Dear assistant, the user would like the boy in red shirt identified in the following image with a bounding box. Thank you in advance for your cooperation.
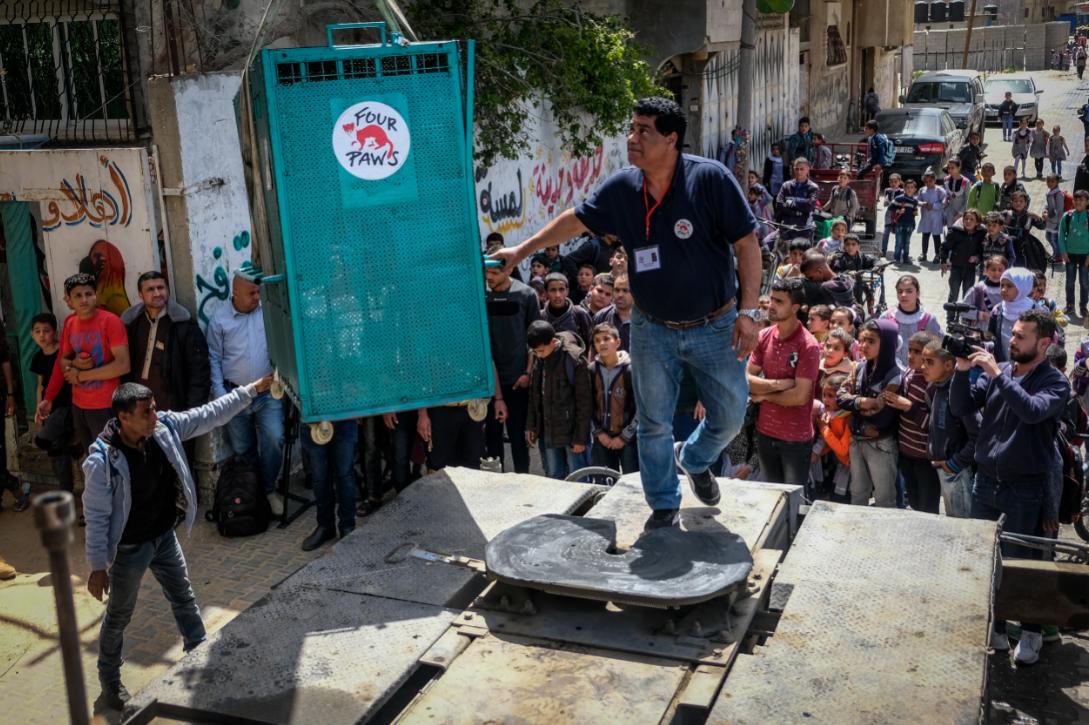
[747,278,822,485]
[37,273,131,453]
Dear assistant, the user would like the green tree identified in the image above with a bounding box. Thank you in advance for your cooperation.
[407,0,664,167]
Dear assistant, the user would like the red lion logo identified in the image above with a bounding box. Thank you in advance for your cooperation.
[346,123,394,156]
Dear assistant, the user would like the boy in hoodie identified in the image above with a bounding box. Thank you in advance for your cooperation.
[542,272,593,352]
[837,319,902,507]
[958,130,985,178]
[921,340,978,519]
[800,251,856,309]
[1059,189,1089,317]
[588,324,638,475]
[84,377,271,711]
[950,308,1066,664]
[525,320,593,480]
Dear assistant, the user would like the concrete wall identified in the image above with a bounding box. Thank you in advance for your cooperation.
[473,102,627,267]
[147,73,254,331]
[914,21,1070,70]
[699,21,801,165]
[0,149,162,317]
[805,0,854,134]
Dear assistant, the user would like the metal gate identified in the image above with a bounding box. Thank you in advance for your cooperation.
[249,23,491,424]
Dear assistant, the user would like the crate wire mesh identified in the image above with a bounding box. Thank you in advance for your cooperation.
[250,23,491,423]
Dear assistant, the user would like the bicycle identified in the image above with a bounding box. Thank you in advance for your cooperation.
[761,219,815,294]
[847,258,890,320]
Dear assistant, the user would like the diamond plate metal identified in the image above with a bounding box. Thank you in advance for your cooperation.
[396,634,689,724]
[708,501,998,725]
[283,468,603,607]
[589,475,792,551]
[126,585,457,725]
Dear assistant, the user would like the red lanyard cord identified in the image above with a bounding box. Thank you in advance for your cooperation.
[643,177,671,242]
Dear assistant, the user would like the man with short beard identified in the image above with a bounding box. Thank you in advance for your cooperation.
[593,273,633,352]
[950,308,1067,666]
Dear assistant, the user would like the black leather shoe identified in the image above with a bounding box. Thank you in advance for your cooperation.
[301,527,335,551]
[96,682,131,711]
[339,526,355,540]
[674,442,721,506]
[644,508,680,531]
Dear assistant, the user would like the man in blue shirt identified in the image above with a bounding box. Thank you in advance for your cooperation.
[206,273,284,516]
[491,97,762,530]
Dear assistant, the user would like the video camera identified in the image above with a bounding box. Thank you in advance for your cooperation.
[941,302,988,358]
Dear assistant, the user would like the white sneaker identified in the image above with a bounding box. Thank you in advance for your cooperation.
[989,630,1011,652]
[1014,631,1043,665]
[267,493,284,517]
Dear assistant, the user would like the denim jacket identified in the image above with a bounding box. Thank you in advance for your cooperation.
[82,385,257,571]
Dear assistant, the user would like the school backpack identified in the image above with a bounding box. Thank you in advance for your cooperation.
[874,133,895,167]
[1064,190,1075,213]
[1016,233,1050,273]
[205,457,271,537]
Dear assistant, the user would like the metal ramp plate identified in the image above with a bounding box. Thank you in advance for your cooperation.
[127,585,457,724]
[485,514,753,607]
[283,468,602,608]
[589,474,798,550]
[396,634,688,724]
[708,501,999,725]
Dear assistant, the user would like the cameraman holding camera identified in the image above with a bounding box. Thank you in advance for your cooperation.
[948,308,1066,665]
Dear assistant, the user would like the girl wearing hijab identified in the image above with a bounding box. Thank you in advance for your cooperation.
[837,319,903,508]
[988,267,1036,363]
[882,275,943,368]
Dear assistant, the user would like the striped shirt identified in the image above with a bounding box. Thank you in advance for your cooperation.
[897,369,931,459]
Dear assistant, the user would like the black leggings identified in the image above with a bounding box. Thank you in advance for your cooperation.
[921,233,941,259]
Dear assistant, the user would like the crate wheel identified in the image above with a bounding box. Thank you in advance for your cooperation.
[467,398,490,422]
[270,370,285,400]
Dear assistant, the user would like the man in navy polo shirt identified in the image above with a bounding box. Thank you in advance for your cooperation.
[491,97,762,530]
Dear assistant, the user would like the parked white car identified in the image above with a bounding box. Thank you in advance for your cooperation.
[984,75,1042,124]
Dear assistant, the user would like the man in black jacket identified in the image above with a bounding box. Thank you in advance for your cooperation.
[120,272,210,413]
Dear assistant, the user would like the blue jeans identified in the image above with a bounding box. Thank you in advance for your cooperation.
[630,307,748,510]
[1002,115,1014,140]
[301,419,358,534]
[938,467,974,518]
[98,530,204,686]
[541,444,591,480]
[970,470,1044,634]
[894,225,913,263]
[224,391,284,494]
[1051,158,1063,176]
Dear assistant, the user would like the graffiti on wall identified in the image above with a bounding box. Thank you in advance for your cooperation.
[0,148,160,317]
[41,156,133,232]
[475,129,626,248]
[195,230,251,326]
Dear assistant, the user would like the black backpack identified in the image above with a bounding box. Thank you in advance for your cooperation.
[205,457,270,537]
[1016,233,1049,273]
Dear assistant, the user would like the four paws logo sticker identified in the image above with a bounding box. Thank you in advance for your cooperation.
[332,101,411,180]
[674,219,693,239]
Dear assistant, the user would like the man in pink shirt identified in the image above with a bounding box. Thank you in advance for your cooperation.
[746,278,821,484]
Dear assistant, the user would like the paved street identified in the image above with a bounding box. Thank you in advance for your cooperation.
[2,70,1089,724]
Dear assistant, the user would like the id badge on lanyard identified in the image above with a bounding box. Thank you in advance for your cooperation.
[635,178,669,274]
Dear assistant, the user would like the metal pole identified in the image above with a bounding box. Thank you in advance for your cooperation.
[962,0,978,68]
[33,491,89,725]
[736,0,757,192]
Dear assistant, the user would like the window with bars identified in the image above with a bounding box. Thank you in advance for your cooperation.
[0,15,131,138]
[826,25,847,66]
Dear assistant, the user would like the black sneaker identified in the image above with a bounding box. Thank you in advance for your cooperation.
[301,527,335,552]
[673,442,721,506]
[644,508,680,531]
[12,492,29,513]
[96,682,131,711]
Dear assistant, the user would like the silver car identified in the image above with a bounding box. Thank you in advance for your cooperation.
[984,75,1041,124]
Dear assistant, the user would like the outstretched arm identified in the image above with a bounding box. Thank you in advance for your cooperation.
[489,209,589,274]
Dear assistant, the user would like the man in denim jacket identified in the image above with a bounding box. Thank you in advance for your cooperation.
[83,376,270,711]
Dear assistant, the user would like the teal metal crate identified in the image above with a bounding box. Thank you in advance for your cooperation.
[249,23,492,424]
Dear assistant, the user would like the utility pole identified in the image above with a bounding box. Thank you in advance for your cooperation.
[736,0,757,192]
[962,0,978,68]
